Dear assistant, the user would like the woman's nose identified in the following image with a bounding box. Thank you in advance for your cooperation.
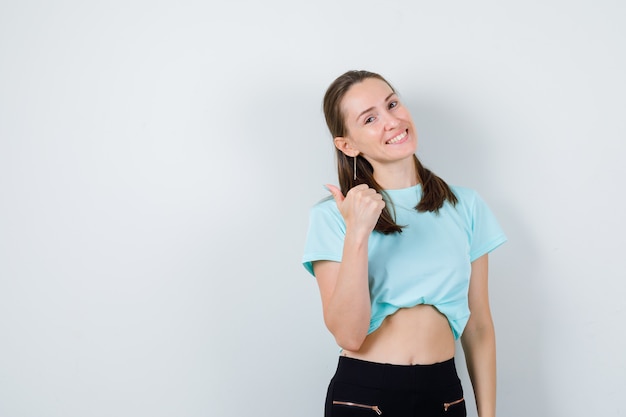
[384,113,400,130]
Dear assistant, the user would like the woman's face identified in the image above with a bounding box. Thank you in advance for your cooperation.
[336,77,417,168]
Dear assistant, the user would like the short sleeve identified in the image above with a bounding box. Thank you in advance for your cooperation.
[469,192,507,262]
[301,198,346,276]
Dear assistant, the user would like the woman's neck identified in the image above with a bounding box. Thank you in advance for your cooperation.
[372,157,419,190]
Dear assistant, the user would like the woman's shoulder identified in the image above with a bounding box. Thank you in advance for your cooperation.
[311,195,337,211]
[449,184,480,203]
[309,195,343,220]
[305,195,346,239]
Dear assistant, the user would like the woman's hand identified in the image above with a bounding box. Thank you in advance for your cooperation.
[326,184,385,238]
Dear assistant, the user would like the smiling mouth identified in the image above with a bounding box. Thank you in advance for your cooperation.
[386,130,408,144]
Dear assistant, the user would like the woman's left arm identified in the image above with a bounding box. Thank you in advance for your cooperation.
[461,254,496,417]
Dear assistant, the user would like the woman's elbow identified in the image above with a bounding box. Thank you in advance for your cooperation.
[462,320,495,346]
[335,333,367,352]
[325,319,368,351]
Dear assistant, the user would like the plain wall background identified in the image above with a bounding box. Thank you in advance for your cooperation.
[1,1,625,416]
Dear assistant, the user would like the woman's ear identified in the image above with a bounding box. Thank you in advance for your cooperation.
[334,136,359,157]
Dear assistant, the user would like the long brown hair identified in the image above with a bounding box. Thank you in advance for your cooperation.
[322,70,458,234]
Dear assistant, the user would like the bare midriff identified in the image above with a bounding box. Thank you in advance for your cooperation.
[341,304,456,365]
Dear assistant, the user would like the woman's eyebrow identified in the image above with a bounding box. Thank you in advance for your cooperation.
[356,92,396,121]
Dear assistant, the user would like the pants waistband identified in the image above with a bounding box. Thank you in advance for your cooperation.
[333,356,459,391]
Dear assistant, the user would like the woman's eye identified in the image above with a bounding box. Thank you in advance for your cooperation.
[365,116,375,124]
[389,101,398,109]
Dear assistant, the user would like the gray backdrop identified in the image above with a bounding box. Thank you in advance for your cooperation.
[1,1,624,416]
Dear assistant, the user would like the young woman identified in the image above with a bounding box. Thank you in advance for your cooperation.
[302,70,507,417]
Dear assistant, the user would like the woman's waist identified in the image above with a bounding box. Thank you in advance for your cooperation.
[342,304,456,365]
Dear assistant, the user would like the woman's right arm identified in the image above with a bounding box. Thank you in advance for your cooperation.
[312,184,384,352]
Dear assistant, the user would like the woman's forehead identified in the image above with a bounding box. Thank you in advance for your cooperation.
[341,78,395,119]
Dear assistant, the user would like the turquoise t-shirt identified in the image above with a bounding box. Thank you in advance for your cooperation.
[302,184,507,340]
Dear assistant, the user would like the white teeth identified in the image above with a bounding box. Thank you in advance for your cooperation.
[387,131,407,144]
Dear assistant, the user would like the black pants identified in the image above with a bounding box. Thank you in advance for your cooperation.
[325,356,466,416]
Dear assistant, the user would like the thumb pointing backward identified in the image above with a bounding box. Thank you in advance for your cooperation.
[325,184,344,205]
